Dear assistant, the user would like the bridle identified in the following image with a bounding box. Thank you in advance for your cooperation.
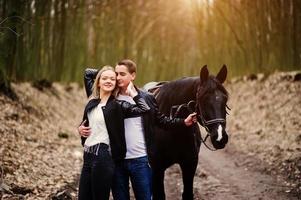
[194,87,230,151]
[196,102,230,151]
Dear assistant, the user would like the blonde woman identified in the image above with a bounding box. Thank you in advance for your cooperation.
[78,66,150,200]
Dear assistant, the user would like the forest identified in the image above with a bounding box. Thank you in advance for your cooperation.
[1,0,301,86]
[1,1,301,199]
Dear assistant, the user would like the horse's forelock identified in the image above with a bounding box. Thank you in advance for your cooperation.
[198,76,228,100]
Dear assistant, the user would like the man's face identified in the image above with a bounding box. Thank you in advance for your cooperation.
[115,65,136,89]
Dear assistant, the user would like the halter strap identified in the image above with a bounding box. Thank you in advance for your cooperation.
[203,118,226,126]
[200,134,217,151]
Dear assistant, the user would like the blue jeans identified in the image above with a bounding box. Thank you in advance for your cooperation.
[112,156,152,200]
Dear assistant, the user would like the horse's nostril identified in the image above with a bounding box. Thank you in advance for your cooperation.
[211,133,228,149]
[214,142,226,149]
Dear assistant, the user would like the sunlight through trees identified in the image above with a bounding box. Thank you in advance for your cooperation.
[0,0,300,86]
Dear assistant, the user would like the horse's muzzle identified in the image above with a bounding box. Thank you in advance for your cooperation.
[211,130,228,149]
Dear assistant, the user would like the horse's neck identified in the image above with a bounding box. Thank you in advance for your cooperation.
[169,78,198,102]
[156,77,199,113]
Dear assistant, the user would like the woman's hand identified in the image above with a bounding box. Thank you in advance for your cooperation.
[184,112,197,126]
[78,120,91,137]
[126,82,138,97]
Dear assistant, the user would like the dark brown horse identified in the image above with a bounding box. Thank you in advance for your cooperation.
[143,65,229,200]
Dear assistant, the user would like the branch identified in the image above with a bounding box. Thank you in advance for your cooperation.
[0,165,14,195]
[0,16,33,37]
[214,4,249,64]
[0,164,3,184]
[0,27,21,37]
[0,16,34,26]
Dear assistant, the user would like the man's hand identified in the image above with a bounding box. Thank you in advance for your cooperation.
[78,120,91,137]
[184,112,197,126]
[125,81,138,97]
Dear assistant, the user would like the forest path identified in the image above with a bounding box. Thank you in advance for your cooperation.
[163,144,298,200]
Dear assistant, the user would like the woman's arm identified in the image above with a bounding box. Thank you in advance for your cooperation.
[84,68,98,97]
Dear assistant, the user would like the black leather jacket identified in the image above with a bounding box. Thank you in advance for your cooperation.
[84,68,185,160]
[81,80,150,161]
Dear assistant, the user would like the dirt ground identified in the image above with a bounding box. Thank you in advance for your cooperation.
[165,145,298,200]
[0,71,300,199]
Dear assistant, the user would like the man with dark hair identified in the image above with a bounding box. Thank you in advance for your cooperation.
[79,59,196,200]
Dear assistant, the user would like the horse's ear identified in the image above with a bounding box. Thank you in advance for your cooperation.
[200,65,209,83]
[216,64,227,83]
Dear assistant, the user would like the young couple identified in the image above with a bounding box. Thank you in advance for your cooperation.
[78,59,197,200]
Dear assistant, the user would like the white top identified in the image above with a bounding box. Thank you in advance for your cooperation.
[117,94,147,159]
[85,102,110,147]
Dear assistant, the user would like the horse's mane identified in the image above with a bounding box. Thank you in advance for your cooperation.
[159,77,199,97]
[153,75,228,114]
[157,75,228,100]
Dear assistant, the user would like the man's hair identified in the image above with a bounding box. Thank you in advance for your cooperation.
[117,59,137,74]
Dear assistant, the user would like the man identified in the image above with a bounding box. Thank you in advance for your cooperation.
[79,59,196,200]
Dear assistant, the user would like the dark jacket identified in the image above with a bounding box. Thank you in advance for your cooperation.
[135,89,185,159]
[81,93,150,161]
[83,68,185,160]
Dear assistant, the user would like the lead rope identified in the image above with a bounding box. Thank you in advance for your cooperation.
[188,100,218,152]
[200,133,218,151]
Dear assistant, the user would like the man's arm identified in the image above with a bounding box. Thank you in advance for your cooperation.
[84,68,98,97]
[149,95,196,128]
[120,94,151,117]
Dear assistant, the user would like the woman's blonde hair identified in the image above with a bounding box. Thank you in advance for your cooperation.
[91,65,118,99]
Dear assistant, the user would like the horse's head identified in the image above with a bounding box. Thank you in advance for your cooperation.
[196,65,229,149]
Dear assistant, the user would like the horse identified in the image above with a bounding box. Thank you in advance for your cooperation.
[143,65,229,200]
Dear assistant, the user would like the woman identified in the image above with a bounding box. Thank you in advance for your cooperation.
[78,66,150,200]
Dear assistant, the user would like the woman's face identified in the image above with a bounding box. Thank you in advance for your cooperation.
[98,70,116,92]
